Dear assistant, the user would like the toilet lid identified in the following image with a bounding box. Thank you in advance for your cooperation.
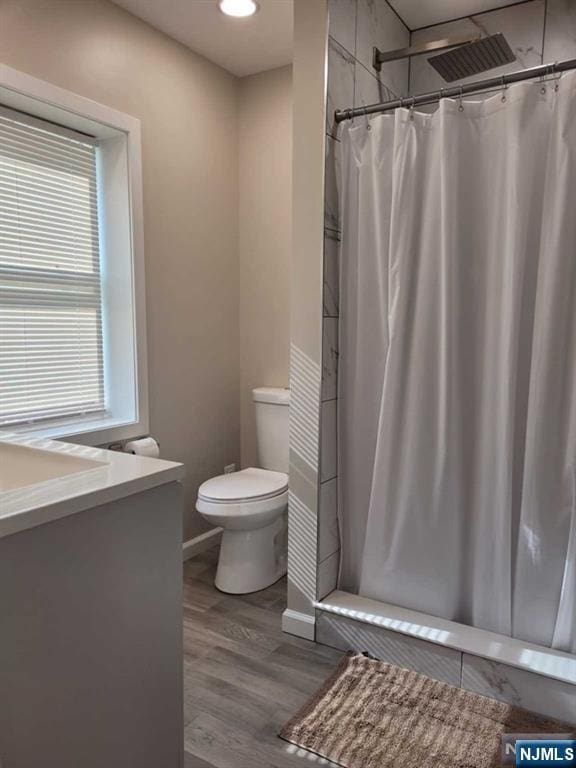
[198,467,288,503]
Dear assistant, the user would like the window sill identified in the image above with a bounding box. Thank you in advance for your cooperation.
[4,413,149,448]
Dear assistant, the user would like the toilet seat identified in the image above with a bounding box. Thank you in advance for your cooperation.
[196,489,288,527]
[198,467,288,504]
[196,468,288,532]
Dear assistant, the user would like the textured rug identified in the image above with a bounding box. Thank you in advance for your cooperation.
[280,653,575,768]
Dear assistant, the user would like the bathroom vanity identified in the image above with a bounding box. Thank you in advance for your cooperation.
[0,435,185,768]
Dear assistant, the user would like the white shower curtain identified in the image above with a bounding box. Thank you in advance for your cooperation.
[338,72,576,653]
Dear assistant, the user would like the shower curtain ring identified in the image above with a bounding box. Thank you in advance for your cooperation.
[501,76,508,102]
[539,67,550,94]
[364,105,372,131]
[458,85,464,112]
[546,62,560,91]
[553,61,561,90]
[361,102,371,131]
[409,96,416,121]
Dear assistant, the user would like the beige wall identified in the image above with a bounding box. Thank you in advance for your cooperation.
[238,66,292,468]
[0,0,240,538]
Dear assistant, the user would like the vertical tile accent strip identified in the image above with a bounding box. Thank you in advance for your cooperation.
[285,342,322,631]
[287,490,319,601]
[289,343,321,471]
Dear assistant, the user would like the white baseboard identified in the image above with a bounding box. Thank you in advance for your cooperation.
[282,608,316,641]
[182,527,222,561]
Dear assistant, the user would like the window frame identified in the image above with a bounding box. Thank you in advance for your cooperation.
[0,64,149,446]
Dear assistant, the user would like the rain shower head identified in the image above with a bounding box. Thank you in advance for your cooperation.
[427,33,516,82]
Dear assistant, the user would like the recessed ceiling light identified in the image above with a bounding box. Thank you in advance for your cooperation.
[218,0,259,18]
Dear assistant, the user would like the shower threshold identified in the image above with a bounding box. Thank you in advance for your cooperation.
[315,590,576,687]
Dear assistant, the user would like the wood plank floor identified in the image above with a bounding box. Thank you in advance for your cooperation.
[182,547,343,768]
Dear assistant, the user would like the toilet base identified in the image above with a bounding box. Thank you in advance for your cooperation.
[215,515,287,594]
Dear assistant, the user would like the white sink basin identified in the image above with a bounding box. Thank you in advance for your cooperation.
[0,441,106,492]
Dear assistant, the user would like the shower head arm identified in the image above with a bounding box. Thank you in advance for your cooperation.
[373,34,481,72]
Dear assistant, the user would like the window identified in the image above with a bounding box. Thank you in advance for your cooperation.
[0,108,106,428]
[0,64,148,445]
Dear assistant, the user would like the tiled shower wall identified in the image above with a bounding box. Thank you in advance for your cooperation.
[318,0,576,602]
[318,0,410,600]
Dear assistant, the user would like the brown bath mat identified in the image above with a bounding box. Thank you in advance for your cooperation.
[280,653,575,768]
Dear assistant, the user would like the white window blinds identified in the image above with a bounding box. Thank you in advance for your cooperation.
[0,107,106,427]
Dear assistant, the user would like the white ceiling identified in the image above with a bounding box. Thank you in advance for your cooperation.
[389,0,531,29]
[111,0,526,76]
[112,0,293,77]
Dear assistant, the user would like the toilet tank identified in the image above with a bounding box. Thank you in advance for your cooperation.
[252,387,290,473]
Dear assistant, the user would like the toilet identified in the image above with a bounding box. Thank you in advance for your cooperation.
[196,387,290,594]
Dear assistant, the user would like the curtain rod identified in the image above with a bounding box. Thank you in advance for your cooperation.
[334,58,576,124]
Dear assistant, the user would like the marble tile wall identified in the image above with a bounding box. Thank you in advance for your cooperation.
[410,0,576,97]
[319,0,410,602]
[461,654,576,724]
[326,0,410,138]
[544,0,576,62]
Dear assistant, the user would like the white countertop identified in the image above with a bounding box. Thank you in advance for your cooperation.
[0,433,185,540]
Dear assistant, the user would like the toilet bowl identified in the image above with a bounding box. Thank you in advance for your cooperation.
[196,386,290,594]
[197,467,288,593]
